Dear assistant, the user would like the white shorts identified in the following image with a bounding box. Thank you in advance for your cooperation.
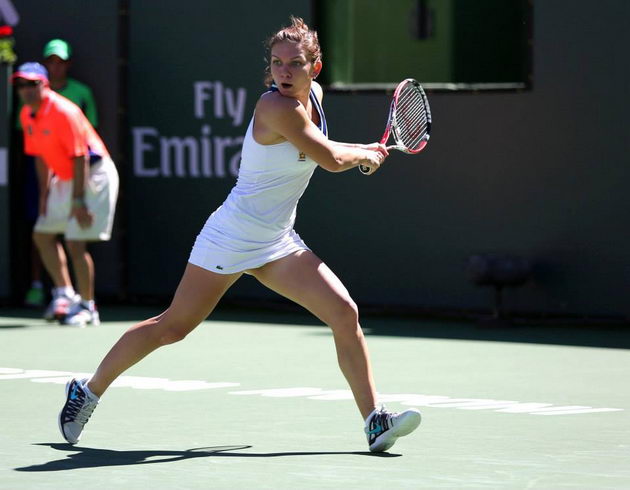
[188,228,310,274]
[34,157,119,241]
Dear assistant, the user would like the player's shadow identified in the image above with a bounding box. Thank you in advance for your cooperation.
[15,443,399,471]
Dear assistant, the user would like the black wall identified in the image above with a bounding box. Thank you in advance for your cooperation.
[4,1,630,317]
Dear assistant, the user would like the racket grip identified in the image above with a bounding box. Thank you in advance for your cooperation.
[359,165,374,175]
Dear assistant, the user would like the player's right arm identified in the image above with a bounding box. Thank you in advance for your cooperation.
[255,93,387,173]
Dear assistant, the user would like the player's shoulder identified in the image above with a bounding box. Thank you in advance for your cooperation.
[311,80,324,103]
[256,89,301,118]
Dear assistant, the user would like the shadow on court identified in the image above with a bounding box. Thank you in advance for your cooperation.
[15,443,398,472]
[0,307,48,330]
[2,304,629,349]
[360,318,630,349]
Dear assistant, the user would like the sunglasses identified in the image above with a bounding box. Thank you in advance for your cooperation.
[15,80,41,89]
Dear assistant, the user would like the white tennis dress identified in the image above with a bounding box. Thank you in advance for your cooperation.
[189,87,327,274]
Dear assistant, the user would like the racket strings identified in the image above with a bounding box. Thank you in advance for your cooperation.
[394,85,429,151]
[396,96,428,143]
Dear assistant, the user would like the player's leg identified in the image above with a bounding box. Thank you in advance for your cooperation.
[250,250,421,452]
[59,263,241,444]
[88,263,241,397]
[249,250,377,419]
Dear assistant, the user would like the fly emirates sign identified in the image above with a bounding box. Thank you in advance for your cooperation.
[133,81,247,178]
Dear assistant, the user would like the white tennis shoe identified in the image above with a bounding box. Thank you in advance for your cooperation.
[364,406,421,452]
[59,378,99,444]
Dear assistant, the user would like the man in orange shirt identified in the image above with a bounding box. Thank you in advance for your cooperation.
[13,62,119,326]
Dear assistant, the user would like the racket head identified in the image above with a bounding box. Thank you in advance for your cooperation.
[389,79,432,154]
[359,79,431,175]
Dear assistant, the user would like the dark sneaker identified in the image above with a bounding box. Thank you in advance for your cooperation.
[58,378,99,444]
[365,406,421,452]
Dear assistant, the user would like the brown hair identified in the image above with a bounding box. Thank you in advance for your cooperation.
[264,16,322,87]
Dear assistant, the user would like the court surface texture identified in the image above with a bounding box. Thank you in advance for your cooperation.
[1,306,629,489]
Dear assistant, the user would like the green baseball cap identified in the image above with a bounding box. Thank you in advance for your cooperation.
[43,39,72,60]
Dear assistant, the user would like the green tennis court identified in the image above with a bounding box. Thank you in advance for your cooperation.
[2,306,629,489]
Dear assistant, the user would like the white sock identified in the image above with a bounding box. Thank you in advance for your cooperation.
[54,286,75,298]
[81,300,96,311]
[82,379,100,401]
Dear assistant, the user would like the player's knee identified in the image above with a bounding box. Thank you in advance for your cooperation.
[328,299,360,332]
[157,326,189,345]
[153,317,196,346]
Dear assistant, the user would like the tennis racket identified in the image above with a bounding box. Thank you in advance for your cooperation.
[359,78,432,175]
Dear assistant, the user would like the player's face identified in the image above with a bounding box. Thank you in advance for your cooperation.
[15,78,44,107]
[270,41,320,97]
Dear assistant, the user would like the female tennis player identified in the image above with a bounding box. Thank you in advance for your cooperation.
[59,16,421,453]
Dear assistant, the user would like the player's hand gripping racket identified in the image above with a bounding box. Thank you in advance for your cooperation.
[359,78,432,175]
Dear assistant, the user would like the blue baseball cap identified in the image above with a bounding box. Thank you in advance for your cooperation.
[12,62,49,84]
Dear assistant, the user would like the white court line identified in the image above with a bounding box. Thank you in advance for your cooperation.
[2,367,624,416]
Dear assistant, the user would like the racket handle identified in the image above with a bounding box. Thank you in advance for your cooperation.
[358,165,373,175]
